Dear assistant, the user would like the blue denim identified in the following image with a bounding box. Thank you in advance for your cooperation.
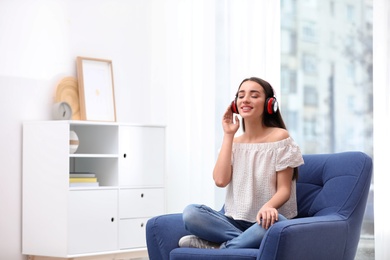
[182,204,287,249]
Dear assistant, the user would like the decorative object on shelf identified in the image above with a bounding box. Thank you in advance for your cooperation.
[69,130,79,154]
[52,101,73,120]
[55,76,81,120]
[76,56,117,122]
[69,171,99,187]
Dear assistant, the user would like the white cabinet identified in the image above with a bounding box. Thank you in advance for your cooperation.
[22,121,165,258]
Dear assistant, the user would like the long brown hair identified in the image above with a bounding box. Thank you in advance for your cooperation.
[236,77,298,180]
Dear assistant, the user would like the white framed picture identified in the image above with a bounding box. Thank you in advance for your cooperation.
[76,57,116,122]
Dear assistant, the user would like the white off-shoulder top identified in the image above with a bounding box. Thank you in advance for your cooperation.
[224,137,304,222]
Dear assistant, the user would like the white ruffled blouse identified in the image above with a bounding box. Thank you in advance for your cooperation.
[224,137,304,222]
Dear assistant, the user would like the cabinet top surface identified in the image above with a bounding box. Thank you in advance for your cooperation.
[23,120,166,128]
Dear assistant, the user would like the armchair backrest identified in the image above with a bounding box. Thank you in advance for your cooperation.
[296,152,372,220]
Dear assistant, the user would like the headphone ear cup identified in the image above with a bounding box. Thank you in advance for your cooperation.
[266,97,278,114]
[231,100,238,114]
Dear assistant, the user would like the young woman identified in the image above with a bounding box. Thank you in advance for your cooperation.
[179,77,304,249]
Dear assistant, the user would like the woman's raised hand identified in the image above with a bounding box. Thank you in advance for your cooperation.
[222,106,240,135]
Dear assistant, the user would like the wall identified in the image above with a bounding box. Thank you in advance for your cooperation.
[373,0,390,258]
[0,0,280,259]
[0,0,197,259]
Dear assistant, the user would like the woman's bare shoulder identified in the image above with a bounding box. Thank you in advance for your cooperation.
[269,128,290,142]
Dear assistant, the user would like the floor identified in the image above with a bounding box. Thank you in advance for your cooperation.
[355,236,375,260]
[355,189,375,260]
[133,241,375,260]
[133,240,375,260]
[134,238,375,260]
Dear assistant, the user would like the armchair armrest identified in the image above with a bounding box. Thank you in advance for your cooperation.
[258,215,350,260]
[146,213,191,260]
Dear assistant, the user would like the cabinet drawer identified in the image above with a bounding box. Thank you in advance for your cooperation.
[119,188,164,218]
[119,218,148,249]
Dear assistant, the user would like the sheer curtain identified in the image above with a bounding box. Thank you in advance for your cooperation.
[373,0,390,259]
[148,1,390,258]
[213,0,281,208]
[149,0,280,213]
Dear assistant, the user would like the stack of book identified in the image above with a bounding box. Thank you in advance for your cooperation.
[69,172,99,187]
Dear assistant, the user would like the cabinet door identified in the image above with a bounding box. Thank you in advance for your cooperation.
[68,190,118,254]
[119,126,165,187]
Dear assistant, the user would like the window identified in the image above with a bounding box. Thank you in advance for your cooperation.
[303,117,317,139]
[346,4,356,22]
[302,54,317,74]
[347,62,356,80]
[330,1,335,16]
[281,67,297,94]
[304,86,318,106]
[281,0,373,253]
[281,30,297,54]
[281,0,296,14]
[302,23,317,43]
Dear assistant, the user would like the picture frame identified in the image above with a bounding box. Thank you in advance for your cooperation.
[76,57,116,122]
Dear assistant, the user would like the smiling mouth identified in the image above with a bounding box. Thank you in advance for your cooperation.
[241,106,253,112]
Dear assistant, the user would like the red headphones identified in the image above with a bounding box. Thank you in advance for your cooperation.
[231,96,278,115]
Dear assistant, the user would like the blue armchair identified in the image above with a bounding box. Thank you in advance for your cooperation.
[146,152,373,260]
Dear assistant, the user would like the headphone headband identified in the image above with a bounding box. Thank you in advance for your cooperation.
[231,95,278,115]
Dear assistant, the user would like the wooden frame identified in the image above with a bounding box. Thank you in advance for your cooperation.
[76,57,116,121]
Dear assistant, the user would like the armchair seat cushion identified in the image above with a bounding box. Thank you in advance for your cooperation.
[170,248,259,260]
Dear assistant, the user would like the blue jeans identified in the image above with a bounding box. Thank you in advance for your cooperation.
[182,204,287,249]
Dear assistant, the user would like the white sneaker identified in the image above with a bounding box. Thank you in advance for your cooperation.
[178,235,220,249]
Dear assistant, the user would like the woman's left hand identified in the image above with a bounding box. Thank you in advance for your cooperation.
[256,206,279,229]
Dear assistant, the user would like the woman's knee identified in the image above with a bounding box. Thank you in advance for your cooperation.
[183,204,201,223]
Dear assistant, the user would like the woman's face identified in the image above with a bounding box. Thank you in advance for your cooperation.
[236,80,266,118]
